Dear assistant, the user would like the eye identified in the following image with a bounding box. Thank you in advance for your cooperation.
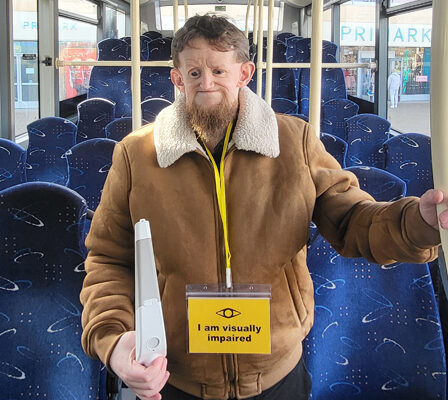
[189,70,200,78]
[213,69,224,75]
[216,308,241,319]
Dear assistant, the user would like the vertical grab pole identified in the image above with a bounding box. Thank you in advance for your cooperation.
[131,0,142,131]
[430,0,448,289]
[253,0,258,45]
[184,0,188,21]
[256,0,264,96]
[173,0,179,33]
[265,0,274,105]
[245,0,252,38]
[309,0,323,137]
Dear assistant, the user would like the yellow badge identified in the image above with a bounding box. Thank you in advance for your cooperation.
[186,285,271,354]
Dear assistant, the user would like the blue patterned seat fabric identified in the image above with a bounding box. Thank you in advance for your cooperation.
[88,38,132,118]
[271,98,298,114]
[275,32,296,43]
[321,98,359,140]
[0,182,106,399]
[105,117,134,142]
[141,38,174,102]
[305,167,446,399]
[383,133,433,197]
[120,36,152,61]
[321,133,348,168]
[66,138,117,212]
[76,97,116,143]
[26,117,76,186]
[141,98,172,123]
[345,114,391,168]
[345,166,406,202]
[0,138,26,191]
[142,30,163,40]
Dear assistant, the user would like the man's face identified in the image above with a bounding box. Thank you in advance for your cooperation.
[170,37,254,111]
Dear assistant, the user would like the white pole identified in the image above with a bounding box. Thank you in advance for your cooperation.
[245,0,252,38]
[265,0,274,105]
[430,0,448,278]
[309,0,323,137]
[173,0,179,33]
[184,0,188,21]
[253,0,258,45]
[256,0,263,96]
[131,0,142,131]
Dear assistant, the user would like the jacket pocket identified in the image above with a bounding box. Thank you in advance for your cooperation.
[282,248,314,328]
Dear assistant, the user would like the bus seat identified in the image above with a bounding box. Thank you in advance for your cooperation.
[25,117,76,186]
[345,166,407,202]
[321,98,359,140]
[383,133,433,197]
[141,98,172,123]
[97,38,128,61]
[120,36,152,61]
[0,138,26,191]
[275,32,296,43]
[305,169,446,399]
[0,182,106,399]
[345,114,391,168]
[271,98,299,114]
[76,97,116,143]
[66,138,117,212]
[105,117,134,141]
[142,30,163,40]
[141,38,174,102]
[87,66,132,118]
[321,133,348,169]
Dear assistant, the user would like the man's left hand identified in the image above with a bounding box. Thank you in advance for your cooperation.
[419,189,448,230]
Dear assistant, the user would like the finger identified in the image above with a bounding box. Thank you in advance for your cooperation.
[146,369,170,392]
[439,209,448,230]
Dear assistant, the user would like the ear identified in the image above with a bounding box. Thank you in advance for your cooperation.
[170,69,185,93]
[237,61,256,88]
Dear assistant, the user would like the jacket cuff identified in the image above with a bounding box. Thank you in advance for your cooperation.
[405,200,441,248]
[91,325,128,370]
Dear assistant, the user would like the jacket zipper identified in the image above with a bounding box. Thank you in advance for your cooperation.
[197,146,238,398]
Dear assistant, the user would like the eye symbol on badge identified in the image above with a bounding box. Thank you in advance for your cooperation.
[216,308,241,319]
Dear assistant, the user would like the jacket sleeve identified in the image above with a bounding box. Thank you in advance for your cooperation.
[305,124,440,264]
[80,142,135,368]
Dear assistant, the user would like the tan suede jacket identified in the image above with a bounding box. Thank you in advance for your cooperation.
[80,87,440,399]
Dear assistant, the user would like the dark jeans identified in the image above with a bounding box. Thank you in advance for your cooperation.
[160,357,311,400]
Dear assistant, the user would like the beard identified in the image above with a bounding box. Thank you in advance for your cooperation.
[186,92,238,143]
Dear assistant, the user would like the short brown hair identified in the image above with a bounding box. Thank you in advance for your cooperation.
[171,14,249,68]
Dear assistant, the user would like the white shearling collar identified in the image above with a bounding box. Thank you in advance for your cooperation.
[153,86,279,168]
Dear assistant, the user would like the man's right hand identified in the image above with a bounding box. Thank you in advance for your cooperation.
[109,331,170,400]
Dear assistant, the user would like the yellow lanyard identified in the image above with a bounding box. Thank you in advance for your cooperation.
[201,122,233,289]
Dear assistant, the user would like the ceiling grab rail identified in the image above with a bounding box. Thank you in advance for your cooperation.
[131,0,142,131]
[430,0,448,297]
[256,0,264,97]
[245,0,252,39]
[309,0,323,137]
[184,0,188,21]
[253,0,259,45]
[264,0,274,105]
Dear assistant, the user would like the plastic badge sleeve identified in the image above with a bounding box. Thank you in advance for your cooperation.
[134,219,167,366]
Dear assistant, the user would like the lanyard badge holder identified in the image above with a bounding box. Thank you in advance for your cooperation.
[135,219,167,365]
[186,122,272,355]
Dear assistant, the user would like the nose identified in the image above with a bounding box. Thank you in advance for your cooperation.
[199,70,214,90]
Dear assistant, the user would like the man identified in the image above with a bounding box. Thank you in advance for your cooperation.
[388,69,401,108]
[80,14,448,400]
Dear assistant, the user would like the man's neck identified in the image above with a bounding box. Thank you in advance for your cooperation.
[201,128,227,151]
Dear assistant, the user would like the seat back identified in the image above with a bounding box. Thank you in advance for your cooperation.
[97,38,128,61]
[120,36,152,60]
[105,117,134,142]
[26,117,76,185]
[321,99,359,140]
[383,133,433,197]
[0,182,106,399]
[66,138,117,211]
[141,38,174,102]
[0,138,26,191]
[142,30,163,40]
[345,166,407,201]
[276,32,296,43]
[141,98,172,123]
[271,98,299,114]
[305,169,445,399]
[346,114,390,168]
[321,133,348,168]
[76,97,116,143]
